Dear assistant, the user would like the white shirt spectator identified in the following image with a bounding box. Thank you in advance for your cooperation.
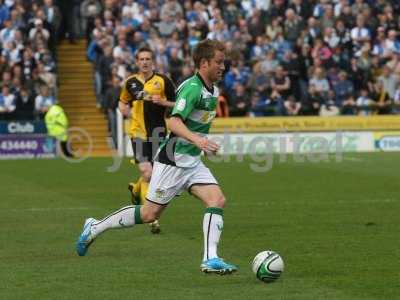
[0,92,16,112]
[113,45,133,63]
[131,4,146,24]
[350,27,370,43]
[384,38,400,54]
[0,26,16,46]
[309,77,330,93]
[160,0,183,20]
[5,0,14,7]
[323,29,340,49]
[334,0,346,17]
[241,1,255,18]
[122,0,139,18]
[395,88,400,102]
[372,41,386,56]
[35,94,55,112]
[29,20,50,41]
[313,3,325,18]
[378,73,398,99]
[356,96,369,106]
[255,0,271,11]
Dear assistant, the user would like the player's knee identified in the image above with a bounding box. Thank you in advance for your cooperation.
[211,193,226,208]
[140,206,159,223]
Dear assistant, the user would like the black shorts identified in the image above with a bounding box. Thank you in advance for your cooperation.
[131,138,161,163]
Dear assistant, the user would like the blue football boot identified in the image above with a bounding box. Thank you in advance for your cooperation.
[200,258,238,275]
[76,218,96,256]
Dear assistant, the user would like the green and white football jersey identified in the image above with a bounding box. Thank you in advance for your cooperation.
[156,73,218,168]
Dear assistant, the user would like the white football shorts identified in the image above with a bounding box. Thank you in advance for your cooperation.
[147,161,218,205]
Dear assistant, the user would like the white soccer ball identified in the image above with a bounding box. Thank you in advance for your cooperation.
[252,250,284,283]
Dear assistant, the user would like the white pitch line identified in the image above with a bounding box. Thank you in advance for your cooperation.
[5,207,94,212]
[343,156,364,162]
[228,198,397,206]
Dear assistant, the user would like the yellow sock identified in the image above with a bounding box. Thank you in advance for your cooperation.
[139,180,149,204]
[134,177,143,195]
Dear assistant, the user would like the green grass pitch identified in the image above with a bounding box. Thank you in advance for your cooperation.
[0,153,399,299]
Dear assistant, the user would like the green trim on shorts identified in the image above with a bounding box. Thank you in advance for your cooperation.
[205,207,223,216]
[134,205,143,224]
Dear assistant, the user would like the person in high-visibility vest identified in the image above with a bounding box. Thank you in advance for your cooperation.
[45,104,72,157]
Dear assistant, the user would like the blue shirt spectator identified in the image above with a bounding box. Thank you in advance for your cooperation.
[333,71,355,106]
[0,3,9,27]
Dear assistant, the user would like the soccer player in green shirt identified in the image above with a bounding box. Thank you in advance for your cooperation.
[76,39,237,274]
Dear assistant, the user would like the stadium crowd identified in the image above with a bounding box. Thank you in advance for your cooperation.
[0,0,66,120]
[2,0,400,120]
[85,0,400,118]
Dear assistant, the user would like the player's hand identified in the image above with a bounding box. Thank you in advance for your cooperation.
[149,95,166,106]
[119,103,131,118]
[194,136,219,154]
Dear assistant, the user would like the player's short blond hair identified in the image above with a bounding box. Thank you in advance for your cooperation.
[193,39,226,68]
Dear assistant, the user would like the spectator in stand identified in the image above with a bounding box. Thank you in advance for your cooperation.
[284,8,303,44]
[81,0,102,42]
[309,67,330,101]
[29,19,50,44]
[37,62,56,96]
[250,35,269,63]
[98,45,114,96]
[58,0,81,43]
[0,1,10,27]
[378,64,399,101]
[356,87,375,115]
[43,0,61,53]
[34,84,55,119]
[373,79,392,114]
[160,0,183,21]
[15,85,34,120]
[304,17,321,45]
[229,83,251,117]
[249,92,268,117]
[104,76,121,149]
[0,19,15,46]
[266,17,283,41]
[249,61,270,97]
[156,12,177,38]
[333,71,355,110]
[320,90,340,116]
[113,37,133,64]
[289,0,311,20]
[302,84,323,116]
[393,83,400,114]
[168,47,184,84]
[284,95,302,116]
[260,49,279,75]
[0,69,11,86]
[264,89,285,116]
[270,65,291,100]
[385,29,400,55]
[0,84,16,119]
[311,38,334,68]
[350,15,370,51]
[320,3,335,31]
[223,59,250,95]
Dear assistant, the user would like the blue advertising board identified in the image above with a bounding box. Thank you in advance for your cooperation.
[0,135,56,159]
[0,121,47,134]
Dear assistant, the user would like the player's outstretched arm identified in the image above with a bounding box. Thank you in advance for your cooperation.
[118,101,131,117]
[168,116,219,154]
